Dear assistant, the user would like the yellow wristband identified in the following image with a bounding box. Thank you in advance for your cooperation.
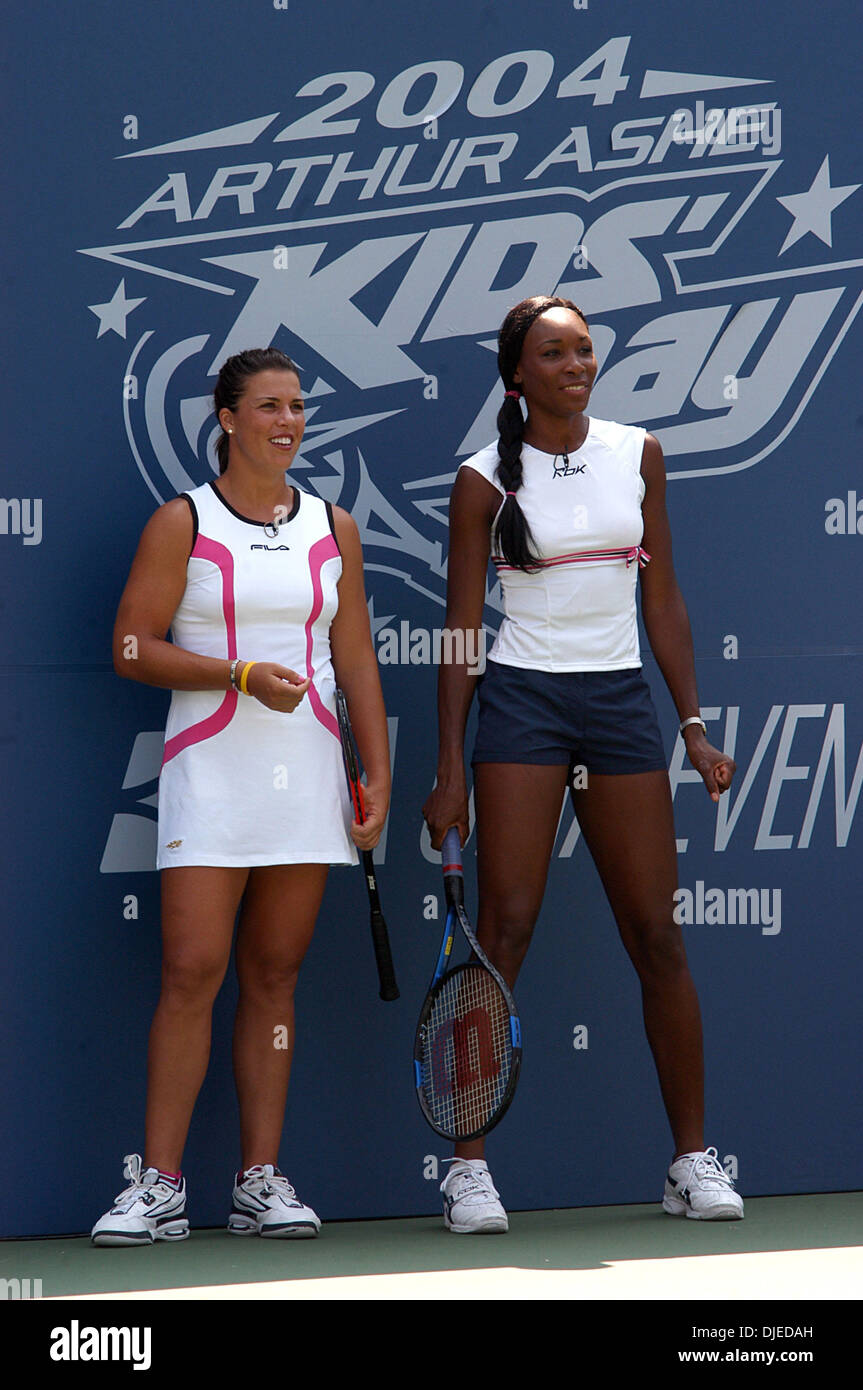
[239,660,257,695]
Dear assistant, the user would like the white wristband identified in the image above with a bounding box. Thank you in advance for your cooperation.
[680,716,707,737]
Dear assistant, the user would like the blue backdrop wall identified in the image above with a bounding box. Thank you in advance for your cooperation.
[2,0,861,1236]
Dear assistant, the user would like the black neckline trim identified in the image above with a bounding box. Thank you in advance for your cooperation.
[208,480,301,528]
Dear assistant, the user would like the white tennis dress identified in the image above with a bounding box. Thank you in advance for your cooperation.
[156,481,357,869]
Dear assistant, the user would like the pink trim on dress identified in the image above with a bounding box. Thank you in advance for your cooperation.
[162,534,239,766]
[492,545,651,572]
[304,533,341,741]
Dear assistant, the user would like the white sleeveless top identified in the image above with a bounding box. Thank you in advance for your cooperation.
[459,417,648,672]
[156,481,357,868]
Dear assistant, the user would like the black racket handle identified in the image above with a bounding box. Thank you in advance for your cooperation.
[363,851,399,1001]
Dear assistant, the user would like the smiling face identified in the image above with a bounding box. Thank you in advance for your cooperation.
[218,368,305,472]
[512,307,598,422]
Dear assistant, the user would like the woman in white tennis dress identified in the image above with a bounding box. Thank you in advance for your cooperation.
[157,471,356,868]
[92,348,389,1244]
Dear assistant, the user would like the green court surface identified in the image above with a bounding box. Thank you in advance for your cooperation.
[2,1191,861,1300]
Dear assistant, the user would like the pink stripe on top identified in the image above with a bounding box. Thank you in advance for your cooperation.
[492,545,651,572]
[304,533,340,741]
[162,534,239,766]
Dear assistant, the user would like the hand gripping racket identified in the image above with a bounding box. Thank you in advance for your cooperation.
[335,688,399,1002]
[413,827,522,1140]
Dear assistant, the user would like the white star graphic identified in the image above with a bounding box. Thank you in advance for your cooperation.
[777,156,859,255]
[88,279,146,338]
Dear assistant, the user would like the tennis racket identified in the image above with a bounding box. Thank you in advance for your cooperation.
[335,687,399,1002]
[413,827,522,1141]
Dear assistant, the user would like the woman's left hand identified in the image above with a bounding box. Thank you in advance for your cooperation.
[684,730,736,802]
[350,778,390,851]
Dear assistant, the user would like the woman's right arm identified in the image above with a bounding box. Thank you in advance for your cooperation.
[112,499,235,690]
[114,500,315,709]
[112,500,311,717]
[422,466,498,849]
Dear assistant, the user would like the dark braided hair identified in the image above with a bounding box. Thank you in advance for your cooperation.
[213,347,301,474]
[494,295,588,571]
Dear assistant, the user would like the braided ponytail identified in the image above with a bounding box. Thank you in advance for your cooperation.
[493,295,588,572]
[494,390,540,571]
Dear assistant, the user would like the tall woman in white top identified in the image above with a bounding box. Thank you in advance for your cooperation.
[424,297,743,1233]
[92,348,389,1244]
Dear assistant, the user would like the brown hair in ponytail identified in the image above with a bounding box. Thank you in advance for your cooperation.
[494,296,588,571]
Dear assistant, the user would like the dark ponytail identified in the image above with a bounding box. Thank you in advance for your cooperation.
[493,391,538,570]
[213,347,300,474]
[493,295,588,572]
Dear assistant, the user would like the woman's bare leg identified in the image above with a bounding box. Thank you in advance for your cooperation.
[456,762,570,1160]
[145,866,248,1173]
[232,863,329,1171]
[571,770,704,1157]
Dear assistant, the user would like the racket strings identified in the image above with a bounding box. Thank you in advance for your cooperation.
[419,964,514,1138]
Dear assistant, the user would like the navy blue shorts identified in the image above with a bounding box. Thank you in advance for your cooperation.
[471,660,667,775]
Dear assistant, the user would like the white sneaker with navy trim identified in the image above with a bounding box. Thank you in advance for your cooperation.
[228,1165,320,1238]
[441,1159,509,1233]
[91,1154,189,1245]
[663,1147,744,1220]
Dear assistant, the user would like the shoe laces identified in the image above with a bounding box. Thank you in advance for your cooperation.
[683,1146,736,1189]
[242,1166,300,1204]
[111,1153,164,1209]
[442,1160,497,1202]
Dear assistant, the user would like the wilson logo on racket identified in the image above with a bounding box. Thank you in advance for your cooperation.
[430,1009,502,1096]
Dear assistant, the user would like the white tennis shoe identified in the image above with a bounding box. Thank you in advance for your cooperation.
[90,1153,189,1245]
[228,1164,321,1238]
[441,1159,509,1233]
[663,1146,744,1220]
